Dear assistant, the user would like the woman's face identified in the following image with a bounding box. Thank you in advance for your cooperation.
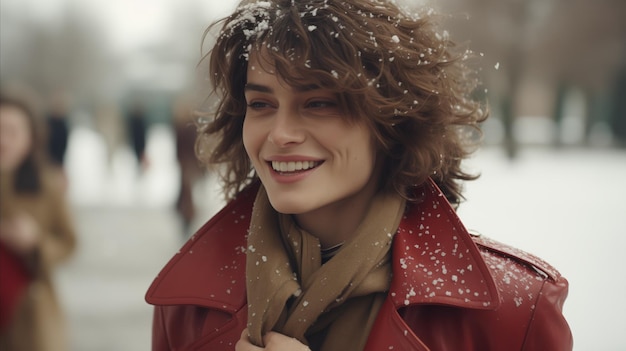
[242,53,380,215]
[0,105,33,172]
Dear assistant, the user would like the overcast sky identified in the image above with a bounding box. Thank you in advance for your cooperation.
[1,0,239,54]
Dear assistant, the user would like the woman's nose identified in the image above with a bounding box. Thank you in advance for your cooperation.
[267,109,305,147]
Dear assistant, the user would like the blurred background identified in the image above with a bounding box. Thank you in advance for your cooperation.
[1,0,624,350]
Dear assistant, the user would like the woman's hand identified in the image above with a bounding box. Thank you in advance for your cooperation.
[235,329,311,351]
[0,213,40,255]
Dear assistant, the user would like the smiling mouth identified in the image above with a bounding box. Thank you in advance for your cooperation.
[270,160,322,174]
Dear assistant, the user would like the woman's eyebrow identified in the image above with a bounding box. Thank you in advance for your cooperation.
[244,83,322,93]
[245,83,273,93]
[295,84,322,92]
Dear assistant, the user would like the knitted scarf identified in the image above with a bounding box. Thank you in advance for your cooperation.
[246,186,405,350]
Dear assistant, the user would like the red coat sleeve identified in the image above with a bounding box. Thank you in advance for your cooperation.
[522,277,573,350]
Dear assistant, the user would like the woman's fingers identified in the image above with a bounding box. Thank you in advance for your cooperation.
[263,332,311,351]
[235,328,262,351]
[236,329,310,351]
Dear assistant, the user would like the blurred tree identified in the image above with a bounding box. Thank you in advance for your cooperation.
[438,0,626,153]
[610,68,626,147]
[0,2,114,112]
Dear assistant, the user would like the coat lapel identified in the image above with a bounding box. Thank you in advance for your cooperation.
[364,298,432,351]
[389,179,500,309]
[145,184,258,314]
[365,180,500,350]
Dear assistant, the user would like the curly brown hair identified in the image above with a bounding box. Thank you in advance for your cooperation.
[198,0,487,205]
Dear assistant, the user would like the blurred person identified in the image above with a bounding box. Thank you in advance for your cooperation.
[45,92,71,168]
[126,101,149,171]
[0,91,77,351]
[146,1,572,350]
[94,101,125,170]
[45,92,72,191]
[173,95,205,237]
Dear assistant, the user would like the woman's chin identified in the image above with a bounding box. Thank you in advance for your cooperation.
[268,200,309,215]
[266,193,317,215]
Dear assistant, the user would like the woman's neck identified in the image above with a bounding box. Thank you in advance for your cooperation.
[293,180,382,249]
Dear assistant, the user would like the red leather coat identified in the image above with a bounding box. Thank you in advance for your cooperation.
[146,182,572,350]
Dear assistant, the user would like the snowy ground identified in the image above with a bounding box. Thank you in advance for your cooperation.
[459,147,626,351]
[57,124,625,350]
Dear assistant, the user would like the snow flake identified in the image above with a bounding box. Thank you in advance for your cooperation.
[400,258,408,269]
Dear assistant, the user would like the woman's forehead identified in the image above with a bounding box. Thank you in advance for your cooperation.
[247,50,275,74]
[246,49,329,91]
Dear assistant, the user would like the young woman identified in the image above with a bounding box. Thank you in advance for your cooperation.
[0,91,77,351]
[146,1,572,350]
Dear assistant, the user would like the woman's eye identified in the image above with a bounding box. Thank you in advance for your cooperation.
[307,100,337,109]
[247,101,270,109]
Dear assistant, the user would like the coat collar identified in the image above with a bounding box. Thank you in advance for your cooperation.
[145,183,257,313]
[145,180,500,313]
[389,179,500,310]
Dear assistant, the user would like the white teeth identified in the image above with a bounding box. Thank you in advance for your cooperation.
[271,161,320,172]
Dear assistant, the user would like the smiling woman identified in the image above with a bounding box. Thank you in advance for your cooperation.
[242,51,380,240]
[145,1,572,350]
